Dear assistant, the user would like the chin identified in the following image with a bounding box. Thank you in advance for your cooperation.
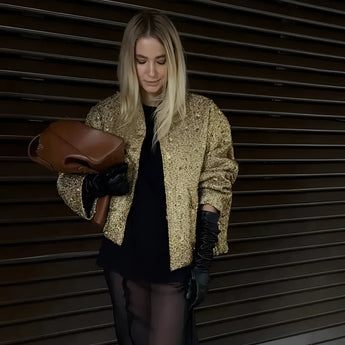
[146,89,163,96]
[146,86,160,93]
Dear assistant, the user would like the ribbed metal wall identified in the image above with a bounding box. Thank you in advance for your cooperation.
[1,0,345,344]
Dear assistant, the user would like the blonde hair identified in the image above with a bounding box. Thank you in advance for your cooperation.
[117,10,187,145]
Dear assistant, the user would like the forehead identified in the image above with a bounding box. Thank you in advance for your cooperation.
[135,37,166,55]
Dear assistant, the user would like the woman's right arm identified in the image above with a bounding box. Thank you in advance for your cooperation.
[56,105,104,219]
[57,172,91,219]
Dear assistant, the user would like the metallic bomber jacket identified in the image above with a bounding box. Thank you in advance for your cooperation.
[57,92,238,271]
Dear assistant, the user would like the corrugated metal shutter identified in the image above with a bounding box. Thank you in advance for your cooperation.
[1,0,345,344]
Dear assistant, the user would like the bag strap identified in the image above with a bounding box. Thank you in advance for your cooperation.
[27,135,55,171]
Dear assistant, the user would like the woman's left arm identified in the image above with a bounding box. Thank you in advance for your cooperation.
[187,102,238,309]
[198,101,238,220]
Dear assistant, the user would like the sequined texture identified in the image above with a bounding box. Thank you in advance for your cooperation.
[56,93,238,271]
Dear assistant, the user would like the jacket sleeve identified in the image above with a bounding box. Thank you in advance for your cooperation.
[56,106,104,219]
[198,101,239,255]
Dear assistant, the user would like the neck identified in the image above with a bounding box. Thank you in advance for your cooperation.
[141,90,160,107]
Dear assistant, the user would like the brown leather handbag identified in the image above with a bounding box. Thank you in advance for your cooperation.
[28,120,125,227]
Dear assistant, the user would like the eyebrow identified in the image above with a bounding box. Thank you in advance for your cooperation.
[135,54,166,59]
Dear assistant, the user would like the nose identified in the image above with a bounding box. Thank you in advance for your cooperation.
[147,61,157,77]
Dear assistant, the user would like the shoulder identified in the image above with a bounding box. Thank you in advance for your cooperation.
[93,92,120,114]
[186,93,231,138]
[186,92,215,112]
[186,93,226,122]
[86,93,120,128]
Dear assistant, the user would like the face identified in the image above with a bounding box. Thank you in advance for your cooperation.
[135,37,168,104]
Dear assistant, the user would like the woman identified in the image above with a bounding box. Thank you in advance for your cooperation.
[57,9,238,345]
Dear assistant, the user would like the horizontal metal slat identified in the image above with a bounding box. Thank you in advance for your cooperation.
[195,0,345,30]
[198,305,345,345]
[231,115,345,131]
[0,273,106,305]
[1,308,113,344]
[205,284,345,322]
[0,32,119,62]
[230,228,345,253]
[0,254,98,284]
[0,202,74,219]
[234,178,345,193]
[0,319,115,345]
[231,212,345,228]
[0,221,100,245]
[215,243,345,273]
[4,41,345,79]
[2,13,345,61]
[0,181,57,202]
[213,97,345,115]
[230,218,345,242]
[280,0,345,15]
[233,131,345,145]
[258,323,345,345]
[233,189,345,208]
[236,161,345,175]
[226,261,345,288]
[227,108,345,121]
[0,236,102,261]
[0,98,91,120]
[4,70,345,104]
[93,0,345,45]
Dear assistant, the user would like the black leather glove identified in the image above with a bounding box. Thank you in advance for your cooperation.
[186,210,220,310]
[82,163,129,216]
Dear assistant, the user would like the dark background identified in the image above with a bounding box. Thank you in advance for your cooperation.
[1,1,345,344]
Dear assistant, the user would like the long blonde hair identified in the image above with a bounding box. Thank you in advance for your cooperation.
[117,10,187,144]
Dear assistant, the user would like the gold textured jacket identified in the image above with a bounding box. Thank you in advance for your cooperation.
[57,93,238,271]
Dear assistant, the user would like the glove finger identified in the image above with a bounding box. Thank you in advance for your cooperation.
[189,295,198,310]
[191,279,209,309]
[190,282,201,309]
[111,171,129,186]
[104,163,127,179]
[108,171,126,184]
[188,282,200,310]
[185,277,194,300]
[193,293,203,308]
[195,284,208,308]
[185,286,192,301]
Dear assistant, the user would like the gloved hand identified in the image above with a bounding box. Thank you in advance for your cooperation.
[83,163,129,198]
[186,210,220,310]
[82,163,129,216]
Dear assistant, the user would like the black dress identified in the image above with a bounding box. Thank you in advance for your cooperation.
[97,105,196,345]
[97,104,190,283]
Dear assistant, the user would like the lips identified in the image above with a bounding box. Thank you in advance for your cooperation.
[145,80,160,85]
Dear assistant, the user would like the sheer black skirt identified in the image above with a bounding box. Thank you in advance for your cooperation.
[104,270,198,345]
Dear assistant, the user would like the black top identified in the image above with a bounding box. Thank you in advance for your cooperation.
[97,105,190,283]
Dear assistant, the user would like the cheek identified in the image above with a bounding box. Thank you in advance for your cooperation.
[136,65,143,79]
[161,66,168,80]
[136,66,146,87]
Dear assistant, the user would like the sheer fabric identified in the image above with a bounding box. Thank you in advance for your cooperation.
[101,105,198,344]
[104,270,197,345]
